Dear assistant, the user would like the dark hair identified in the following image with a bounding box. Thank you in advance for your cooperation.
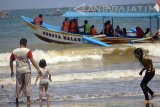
[91,25,94,28]
[20,38,27,45]
[145,28,150,34]
[106,20,110,24]
[39,59,47,68]
[84,20,88,23]
[134,48,144,65]
[65,18,68,21]
[123,28,126,33]
[39,14,43,17]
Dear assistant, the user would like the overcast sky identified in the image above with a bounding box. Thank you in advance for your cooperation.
[0,0,156,10]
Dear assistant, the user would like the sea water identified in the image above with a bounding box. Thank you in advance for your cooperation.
[0,8,160,104]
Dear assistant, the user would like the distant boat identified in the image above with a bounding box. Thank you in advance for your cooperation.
[0,10,15,19]
[0,10,9,18]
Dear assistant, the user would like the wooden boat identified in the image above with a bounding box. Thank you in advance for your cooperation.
[21,16,110,46]
[21,16,83,44]
[21,12,160,46]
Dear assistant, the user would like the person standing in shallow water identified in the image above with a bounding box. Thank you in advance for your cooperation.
[134,48,156,103]
[10,38,42,104]
[35,59,52,102]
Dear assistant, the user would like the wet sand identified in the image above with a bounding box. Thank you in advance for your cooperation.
[1,95,160,107]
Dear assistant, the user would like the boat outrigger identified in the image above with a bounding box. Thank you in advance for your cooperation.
[21,11,160,46]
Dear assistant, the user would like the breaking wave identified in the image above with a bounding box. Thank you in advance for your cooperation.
[0,43,160,67]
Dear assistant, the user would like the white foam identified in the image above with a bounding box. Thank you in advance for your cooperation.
[0,49,102,67]
[1,43,160,67]
[0,78,16,85]
[53,69,160,82]
[133,43,160,57]
[0,52,10,66]
[33,49,102,64]
[1,69,160,85]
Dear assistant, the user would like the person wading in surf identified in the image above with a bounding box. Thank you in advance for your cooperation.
[35,59,52,102]
[134,48,156,103]
[10,38,41,104]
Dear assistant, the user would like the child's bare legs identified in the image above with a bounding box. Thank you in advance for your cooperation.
[39,101,43,107]
[45,84,49,101]
[39,85,43,102]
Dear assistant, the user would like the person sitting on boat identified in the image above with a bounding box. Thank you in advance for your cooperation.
[90,25,97,36]
[143,28,154,42]
[122,28,127,37]
[69,19,77,33]
[61,18,70,32]
[34,14,43,26]
[136,27,144,38]
[115,29,126,37]
[79,20,91,35]
[75,19,79,33]
[104,20,114,36]
[114,25,121,37]
[118,30,123,37]
[153,28,160,40]
[144,28,152,38]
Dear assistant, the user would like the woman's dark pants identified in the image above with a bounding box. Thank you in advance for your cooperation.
[140,71,155,100]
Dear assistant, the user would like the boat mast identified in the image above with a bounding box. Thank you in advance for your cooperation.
[66,17,69,32]
[102,17,105,34]
[111,17,113,29]
[149,16,152,31]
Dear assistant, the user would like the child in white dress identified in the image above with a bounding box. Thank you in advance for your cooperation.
[35,59,52,102]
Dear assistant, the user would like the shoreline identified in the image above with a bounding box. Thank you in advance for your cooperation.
[1,95,160,107]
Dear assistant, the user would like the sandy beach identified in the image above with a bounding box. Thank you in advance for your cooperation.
[1,95,160,107]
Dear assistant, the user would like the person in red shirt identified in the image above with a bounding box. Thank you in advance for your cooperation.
[136,27,144,38]
[61,18,70,31]
[69,19,77,33]
[90,25,97,36]
[34,14,43,26]
[10,38,41,104]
